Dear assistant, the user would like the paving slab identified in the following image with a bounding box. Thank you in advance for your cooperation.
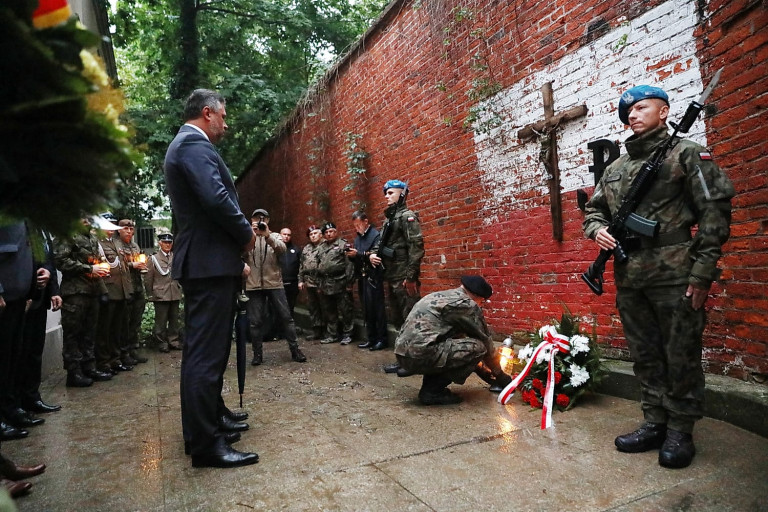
[4,338,767,511]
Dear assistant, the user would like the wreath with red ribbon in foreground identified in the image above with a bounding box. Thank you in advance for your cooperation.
[499,311,606,429]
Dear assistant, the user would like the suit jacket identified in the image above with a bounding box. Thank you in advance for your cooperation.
[164,125,252,280]
[0,222,34,301]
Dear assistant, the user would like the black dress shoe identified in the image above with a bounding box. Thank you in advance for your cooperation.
[224,408,249,422]
[122,355,138,366]
[0,422,29,441]
[357,340,373,349]
[615,422,667,453]
[184,432,242,455]
[658,430,696,468]
[369,341,387,351]
[219,415,249,432]
[84,368,113,382]
[191,444,259,469]
[112,363,134,372]
[24,400,61,414]
[6,408,44,428]
[383,362,400,374]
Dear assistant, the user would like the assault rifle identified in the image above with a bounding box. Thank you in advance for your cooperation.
[581,68,723,295]
[376,181,409,260]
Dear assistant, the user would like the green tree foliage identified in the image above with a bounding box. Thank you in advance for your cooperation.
[113,0,387,218]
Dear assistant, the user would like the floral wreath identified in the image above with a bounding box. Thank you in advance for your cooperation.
[498,311,606,428]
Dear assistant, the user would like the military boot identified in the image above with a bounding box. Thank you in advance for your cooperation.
[418,375,462,406]
[658,430,696,469]
[290,346,307,363]
[251,346,263,366]
[615,422,667,453]
[66,369,93,388]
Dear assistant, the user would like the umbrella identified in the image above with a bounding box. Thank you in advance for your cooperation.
[234,287,250,408]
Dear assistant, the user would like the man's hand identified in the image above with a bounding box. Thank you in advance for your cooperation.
[369,253,382,267]
[298,282,306,291]
[404,279,418,296]
[686,284,710,310]
[346,248,358,258]
[0,295,5,310]
[36,268,51,289]
[242,263,251,278]
[92,264,110,277]
[51,295,63,311]
[595,227,617,251]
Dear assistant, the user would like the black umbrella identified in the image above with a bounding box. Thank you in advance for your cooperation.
[234,288,250,408]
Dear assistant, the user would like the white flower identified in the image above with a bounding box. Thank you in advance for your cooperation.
[536,345,552,365]
[538,325,557,339]
[569,363,590,387]
[569,335,590,356]
[518,344,534,362]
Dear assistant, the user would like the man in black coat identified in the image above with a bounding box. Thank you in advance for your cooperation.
[164,89,257,469]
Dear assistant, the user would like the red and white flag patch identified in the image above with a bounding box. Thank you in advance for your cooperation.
[699,152,713,161]
[407,216,415,222]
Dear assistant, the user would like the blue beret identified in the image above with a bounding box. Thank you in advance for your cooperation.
[461,275,493,299]
[383,179,407,195]
[618,85,669,124]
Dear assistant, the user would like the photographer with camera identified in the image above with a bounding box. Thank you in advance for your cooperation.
[316,222,355,345]
[244,209,306,365]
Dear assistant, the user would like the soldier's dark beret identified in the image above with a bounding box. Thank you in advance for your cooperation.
[461,275,493,299]
[321,222,337,234]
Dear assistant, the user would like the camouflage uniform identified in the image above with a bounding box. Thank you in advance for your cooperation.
[394,287,494,383]
[298,241,325,337]
[121,238,146,359]
[54,230,108,373]
[373,202,425,328]
[95,233,133,371]
[584,125,734,433]
[316,237,355,341]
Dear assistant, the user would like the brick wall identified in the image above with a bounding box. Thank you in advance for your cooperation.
[237,0,768,382]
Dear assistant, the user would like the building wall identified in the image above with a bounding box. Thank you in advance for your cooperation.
[237,0,768,381]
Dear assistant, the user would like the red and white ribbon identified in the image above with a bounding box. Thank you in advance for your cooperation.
[497,330,570,429]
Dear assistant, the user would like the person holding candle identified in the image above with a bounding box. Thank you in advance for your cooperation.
[118,219,149,365]
[54,218,110,387]
[393,275,512,405]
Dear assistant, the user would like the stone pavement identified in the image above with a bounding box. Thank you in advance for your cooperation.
[4,337,768,512]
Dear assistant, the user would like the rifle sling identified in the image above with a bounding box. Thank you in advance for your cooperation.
[624,229,691,252]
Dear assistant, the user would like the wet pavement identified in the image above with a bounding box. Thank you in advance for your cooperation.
[4,336,768,511]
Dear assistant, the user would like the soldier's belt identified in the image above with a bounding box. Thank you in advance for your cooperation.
[624,229,692,252]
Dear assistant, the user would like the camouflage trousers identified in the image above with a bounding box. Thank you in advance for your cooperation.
[61,294,100,371]
[318,289,354,340]
[305,286,325,333]
[616,284,706,433]
[387,280,420,329]
[397,337,488,384]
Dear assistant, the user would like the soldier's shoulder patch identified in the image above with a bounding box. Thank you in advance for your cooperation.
[407,216,415,222]
[698,151,713,161]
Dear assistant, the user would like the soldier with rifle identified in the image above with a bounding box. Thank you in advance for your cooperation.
[582,77,734,469]
[369,180,425,369]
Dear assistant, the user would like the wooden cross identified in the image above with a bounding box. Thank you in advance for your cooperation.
[518,82,588,241]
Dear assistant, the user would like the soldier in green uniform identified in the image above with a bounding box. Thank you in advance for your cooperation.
[394,276,511,405]
[298,225,326,340]
[54,218,110,387]
[370,179,425,373]
[583,85,734,469]
[117,219,148,365]
[95,223,133,375]
[316,222,355,344]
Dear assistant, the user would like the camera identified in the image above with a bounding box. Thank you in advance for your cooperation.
[344,243,353,252]
[256,221,267,231]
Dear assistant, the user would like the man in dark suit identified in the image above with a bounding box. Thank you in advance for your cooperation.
[164,89,258,469]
